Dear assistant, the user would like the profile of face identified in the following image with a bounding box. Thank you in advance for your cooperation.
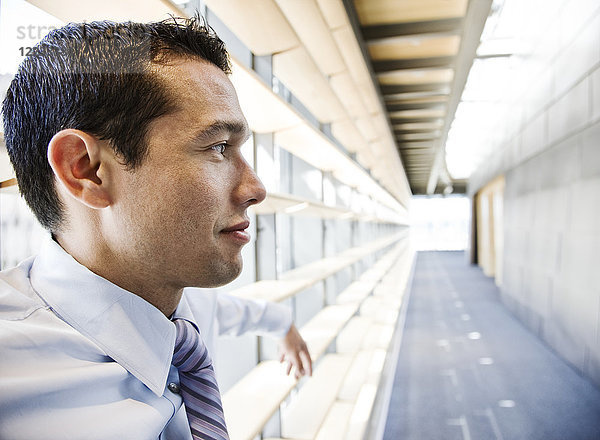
[106,58,266,290]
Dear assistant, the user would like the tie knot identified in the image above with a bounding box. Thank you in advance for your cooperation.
[172,319,212,373]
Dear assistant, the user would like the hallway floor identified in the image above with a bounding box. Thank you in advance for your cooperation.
[383,251,600,440]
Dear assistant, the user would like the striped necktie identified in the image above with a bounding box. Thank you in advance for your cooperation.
[172,319,230,440]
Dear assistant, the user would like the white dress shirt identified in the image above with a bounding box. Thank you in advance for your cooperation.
[0,237,292,440]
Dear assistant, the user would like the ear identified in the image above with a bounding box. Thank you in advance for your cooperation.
[47,129,112,209]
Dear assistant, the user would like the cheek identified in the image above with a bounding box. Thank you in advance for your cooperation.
[160,169,226,230]
[117,161,231,240]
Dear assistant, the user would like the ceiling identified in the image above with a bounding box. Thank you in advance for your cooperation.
[349,0,492,195]
[200,0,492,201]
[1,0,493,204]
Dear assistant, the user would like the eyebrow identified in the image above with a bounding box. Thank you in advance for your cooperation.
[192,120,251,144]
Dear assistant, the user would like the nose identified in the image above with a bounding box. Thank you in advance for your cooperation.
[236,156,266,207]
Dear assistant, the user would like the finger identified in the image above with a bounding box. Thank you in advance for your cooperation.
[299,350,312,376]
[279,353,285,363]
[286,361,293,376]
[292,352,304,376]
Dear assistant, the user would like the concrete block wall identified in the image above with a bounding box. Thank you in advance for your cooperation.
[468,1,600,386]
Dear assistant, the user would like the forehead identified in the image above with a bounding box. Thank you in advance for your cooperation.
[156,58,245,124]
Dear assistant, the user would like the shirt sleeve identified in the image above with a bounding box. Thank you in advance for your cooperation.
[215,293,293,339]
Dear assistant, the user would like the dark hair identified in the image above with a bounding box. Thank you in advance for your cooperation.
[2,16,231,231]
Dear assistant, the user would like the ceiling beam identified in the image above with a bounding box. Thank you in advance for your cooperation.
[372,56,455,72]
[401,151,436,156]
[361,17,463,40]
[398,144,437,151]
[400,147,435,150]
[387,102,446,112]
[394,128,440,135]
[391,117,443,124]
[381,83,451,94]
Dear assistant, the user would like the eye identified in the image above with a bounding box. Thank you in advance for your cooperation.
[210,143,227,155]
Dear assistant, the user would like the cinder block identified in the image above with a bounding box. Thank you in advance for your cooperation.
[581,121,600,178]
[501,259,518,294]
[500,289,519,320]
[533,230,561,275]
[524,71,553,122]
[496,143,512,176]
[504,168,520,198]
[516,264,525,302]
[503,198,516,229]
[533,187,570,233]
[553,11,600,100]
[503,227,515,256]
[554,232,600,348]
[524,159,543,193]
[520,192,538,231]
[570,178,600,233]
[521,111,547,161]
[548,78,590,145]
[509,227,529,266]
[528,266,553,319]
[528,230,546,270]
[502,101,525,141]
[507,161,541,197]
[559,231,600,292]
[592,66,600,122]
[525,303,545,338]
[558,0,600,49]
[538,136,581,189]
[531,189,552,232]
[514,297,531,326]
[545,295,587,372]
[505,135,521,171]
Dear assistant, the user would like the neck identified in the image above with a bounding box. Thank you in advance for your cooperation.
[54,232,183,317]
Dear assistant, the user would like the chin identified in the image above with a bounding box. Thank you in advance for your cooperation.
[201,259,243,288]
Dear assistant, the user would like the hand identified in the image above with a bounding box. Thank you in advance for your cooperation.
[279,324,312,379]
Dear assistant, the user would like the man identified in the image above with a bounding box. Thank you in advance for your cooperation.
[0,16,311,439]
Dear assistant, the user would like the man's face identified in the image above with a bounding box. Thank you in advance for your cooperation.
[106,58,266,289]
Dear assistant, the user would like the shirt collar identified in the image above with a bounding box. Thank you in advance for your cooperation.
[171,293,198,330]
[29,237,178,396]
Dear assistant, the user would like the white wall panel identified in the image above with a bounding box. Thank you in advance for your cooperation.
[554,231,600,345]
[552,11,600,101]
[581,122,600,179]
[469,1,600,386]
[570,177,600,234]
[520,111,547,162]
[591,66,600,122]
[543,138,580,188]
[547,78,590,145]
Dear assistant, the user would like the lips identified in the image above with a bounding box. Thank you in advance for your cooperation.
[220,220,251,245]
[221,220,250,233]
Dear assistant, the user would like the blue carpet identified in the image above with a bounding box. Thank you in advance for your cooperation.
[383,251,600,440]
